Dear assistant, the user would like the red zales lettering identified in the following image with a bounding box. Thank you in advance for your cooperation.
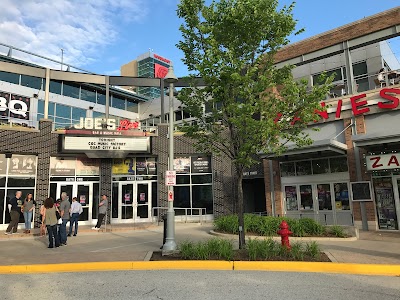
[370,156,383,169]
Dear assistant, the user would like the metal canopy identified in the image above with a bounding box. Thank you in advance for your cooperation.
[352,131,400,148]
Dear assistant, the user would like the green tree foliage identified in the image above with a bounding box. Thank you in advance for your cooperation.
[176,0,332,248]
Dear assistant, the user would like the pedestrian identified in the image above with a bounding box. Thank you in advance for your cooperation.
[92,194,108,230]
[59,192,71,246]
[4,191,23,235]
[39,202,46,237]
[68,197,82,237]
[42,197,60,248]
[22,193,35,234]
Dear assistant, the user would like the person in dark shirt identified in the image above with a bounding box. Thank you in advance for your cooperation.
[5,191,23,235]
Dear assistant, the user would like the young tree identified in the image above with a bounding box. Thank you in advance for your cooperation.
[177,0,332,248]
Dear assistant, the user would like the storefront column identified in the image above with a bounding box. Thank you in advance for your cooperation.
[100,158,112,224]
[263,159,283,217]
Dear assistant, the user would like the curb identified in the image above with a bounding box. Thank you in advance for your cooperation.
[0,261,399,277]
[209,230,358,241]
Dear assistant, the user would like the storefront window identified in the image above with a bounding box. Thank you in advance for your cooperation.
[192,185,213,214]
[50,80,62,95]
[81,87,97,103]
[300,185,313,210]
[285,186,298,211]
[373,177,398,230]
[330,156,348,173]
[63,82,80,99]
[334,183,350,210]
[280,162,295,177]
[317,184,332,210]
[21,75,42,90]
[312,159,329,174]
[0,71,19,84]
[174,186,190,214]
[296,161,312,176]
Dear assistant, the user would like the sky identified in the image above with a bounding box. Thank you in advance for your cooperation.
[0,0,399,77]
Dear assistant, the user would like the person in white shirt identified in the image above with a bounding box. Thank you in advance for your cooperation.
[68,197,83,237]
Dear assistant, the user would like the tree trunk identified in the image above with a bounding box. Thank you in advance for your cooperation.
[236,166,245,249]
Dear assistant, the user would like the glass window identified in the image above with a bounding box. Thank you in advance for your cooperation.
[112,95,126,109]
[175,111,182,121]
[317,184,332,210]
[192,185,213,214]
[55,104,71,119]
[7,177,36,187]
[21,75,42,89]
[191,175,212,184]
[176,175,190,184]
[334,183,350,210]
[312,159,329,174]
[174,186,190,210]
[93,111,105,119]
[54,117,71,128]
[0,177,6,187]
[38,100,44,115]
[353,61,367,77]
[72,107,86,120]
[280,162,295,177]
[97,91,106,105]
[330,157,348,173]
[80,87,97,103]
[0,71,19,84]
[183,110,191,119]
[300,184,313,210]
[50,80,62,94]
[63,82,80,99]
[356,78,369,92]
[313,68,342,85]
[126,101,138,113]
[296,161,312,176]
[285,186,298,211]
[373,177,398,230]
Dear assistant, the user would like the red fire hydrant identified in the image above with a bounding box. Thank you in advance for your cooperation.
[277,220,292,250]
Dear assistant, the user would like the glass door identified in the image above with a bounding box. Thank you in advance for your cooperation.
[135,182,152,221]
[121,183,134,221]
[374,177,398,230]
[315,184,333,225]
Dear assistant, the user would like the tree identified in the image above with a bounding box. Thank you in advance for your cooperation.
[176,0,332,248]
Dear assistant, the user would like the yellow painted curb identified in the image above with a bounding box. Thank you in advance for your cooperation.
[0,261,233,274]
[233,261,400,277]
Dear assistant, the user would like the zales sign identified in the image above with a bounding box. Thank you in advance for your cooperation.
[75,117,140,131]
[366,153,400,171]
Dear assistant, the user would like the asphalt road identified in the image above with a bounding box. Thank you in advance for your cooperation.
[1,271,399,300]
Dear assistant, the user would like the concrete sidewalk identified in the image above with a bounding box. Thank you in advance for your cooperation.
[0,223,399,266]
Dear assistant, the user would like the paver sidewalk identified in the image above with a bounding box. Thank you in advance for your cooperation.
[1,224,399,266]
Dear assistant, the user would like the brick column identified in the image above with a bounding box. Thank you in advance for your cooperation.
[100,158,112,224]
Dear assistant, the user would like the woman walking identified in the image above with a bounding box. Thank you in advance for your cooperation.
[22,193,35,234]
[41,197,60,248]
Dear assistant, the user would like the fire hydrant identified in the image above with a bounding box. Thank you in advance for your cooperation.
[277,220,292,250]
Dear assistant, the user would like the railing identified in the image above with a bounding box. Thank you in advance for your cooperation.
[152,206,207,225]
[251,211,268,216]
[0,115,37,129]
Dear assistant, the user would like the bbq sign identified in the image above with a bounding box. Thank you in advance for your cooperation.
[366,153,400,171]
[0,91,30,120]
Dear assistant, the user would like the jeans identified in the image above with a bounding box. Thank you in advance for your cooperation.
[23,211,33,230]
[47,225,60,248]
[59,219,69,244]
[6,211,20,233]
[69,213,79,235]
[95,213,105,228]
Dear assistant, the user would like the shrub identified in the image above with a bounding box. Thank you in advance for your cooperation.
[178,238,234,261]
[305,241,321,259]
[214,215,238,234]
[289,242,304,261]
[179,240,195,259]
[328,225,345,238]
[298,218,325,236]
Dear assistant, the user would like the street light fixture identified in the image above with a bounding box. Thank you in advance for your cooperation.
[163,64,178,253]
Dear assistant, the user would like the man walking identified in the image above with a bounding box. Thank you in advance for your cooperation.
[5,191,23,235]
[68,197,82,237]
[59,192,71,245]
[92,194,108,230]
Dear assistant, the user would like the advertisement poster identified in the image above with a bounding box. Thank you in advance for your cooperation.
[8,155,37,175]
[49,157,75,176]
[140,193,146,202]
[147,158,157,175]
[112,158,135,175]
[174,157,191,173]
[136,158,147,175]
[191,156,211,173]
[124,193,132,204]
[76,158,100,176]
[285,186,298,211]
[79,195,86,205]
[0,154,7,175]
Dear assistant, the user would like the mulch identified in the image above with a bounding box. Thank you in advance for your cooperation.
[150,250,331,262]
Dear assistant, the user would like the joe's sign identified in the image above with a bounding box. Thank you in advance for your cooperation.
[366,153,400,171]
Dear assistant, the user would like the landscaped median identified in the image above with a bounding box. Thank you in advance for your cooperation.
[1,261,400,277]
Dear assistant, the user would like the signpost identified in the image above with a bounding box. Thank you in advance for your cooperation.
[165,170,176,186]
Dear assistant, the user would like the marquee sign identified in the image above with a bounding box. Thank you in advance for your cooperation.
[366,153,400,171]
[60,136,150,153]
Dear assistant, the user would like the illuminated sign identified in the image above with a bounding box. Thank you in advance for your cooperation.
[366,153,400,171]
[63,136,150,152]
[153,54,170,64]
[75,117,116,130]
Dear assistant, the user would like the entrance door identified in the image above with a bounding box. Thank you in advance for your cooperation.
[112,181,153,223]
[56,183,93,225]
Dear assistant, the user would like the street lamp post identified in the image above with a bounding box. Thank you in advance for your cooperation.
[162,65,178,253]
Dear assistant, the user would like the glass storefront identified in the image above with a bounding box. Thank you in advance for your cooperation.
[111,157,157,223]
[48,157,100,226]
[0,154,37,229]
[174,156,213,215]
[373,176,399,230]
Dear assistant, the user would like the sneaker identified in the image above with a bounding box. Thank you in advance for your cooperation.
[95,228,100,231]
[91,227,96,230]
[4,232,10,235]
[67,234,71,237]
[73,234,77,236]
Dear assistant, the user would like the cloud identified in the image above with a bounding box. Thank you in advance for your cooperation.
[0,0,147,70]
